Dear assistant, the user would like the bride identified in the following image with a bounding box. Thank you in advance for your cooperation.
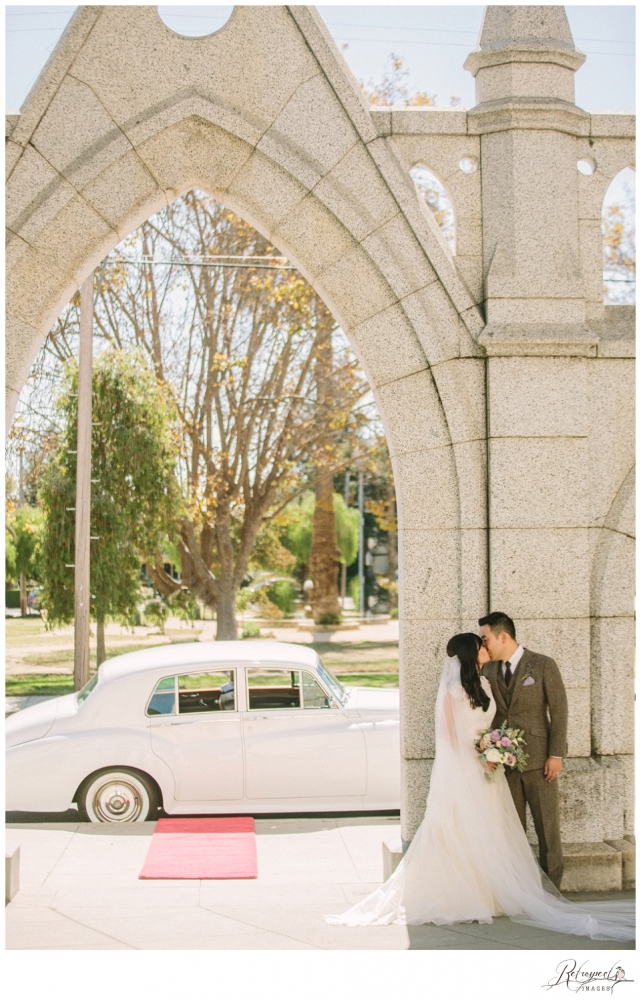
[326,633,635,941]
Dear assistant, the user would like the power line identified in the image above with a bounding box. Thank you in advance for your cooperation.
[109,255,296,271]
[5,14,636,52]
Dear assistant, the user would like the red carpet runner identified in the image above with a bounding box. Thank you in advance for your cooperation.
[139,817,258,879]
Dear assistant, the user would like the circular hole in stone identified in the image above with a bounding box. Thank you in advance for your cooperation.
[458,156,479,174]
[577,157,597,176]
[157,5,234,38]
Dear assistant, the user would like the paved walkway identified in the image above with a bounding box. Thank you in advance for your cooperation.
[6,817,634,950]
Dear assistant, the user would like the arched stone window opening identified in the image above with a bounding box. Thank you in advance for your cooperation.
[156,6,234,38]
[409,165,456,253]
[602,166,636,304]
[7,188,400,638]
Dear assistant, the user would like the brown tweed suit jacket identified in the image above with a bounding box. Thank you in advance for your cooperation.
[482,648,568,771]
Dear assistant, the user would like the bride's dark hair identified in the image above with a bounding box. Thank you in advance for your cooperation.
[446,633,490,712]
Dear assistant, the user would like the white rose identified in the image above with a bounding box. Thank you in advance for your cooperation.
[485,748,501,763]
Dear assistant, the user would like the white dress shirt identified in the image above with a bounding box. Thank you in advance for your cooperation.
[502,644,524,679]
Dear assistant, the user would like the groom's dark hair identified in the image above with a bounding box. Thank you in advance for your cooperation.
[478,611,516,639]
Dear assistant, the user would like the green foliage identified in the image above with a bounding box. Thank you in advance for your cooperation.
[241,622,261,639]
[348,574,360,610]
[280,491,359,569]
[318,613,341,626]
[266,579,299,616]
[334,494,359,566]
[167,588,199,623]
[144,599,169,632]
[280,491,315,567]
[39,349,181,627]
[5,505,44,584]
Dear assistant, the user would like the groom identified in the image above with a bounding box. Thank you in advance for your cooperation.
[479,612,568,888]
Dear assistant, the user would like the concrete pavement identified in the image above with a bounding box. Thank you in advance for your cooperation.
[6,816,634,950]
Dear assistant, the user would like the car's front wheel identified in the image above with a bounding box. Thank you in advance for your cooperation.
[77,768,159,823]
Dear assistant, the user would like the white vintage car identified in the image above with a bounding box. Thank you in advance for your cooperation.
[6,641,400,822]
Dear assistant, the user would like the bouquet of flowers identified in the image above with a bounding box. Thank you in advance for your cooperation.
[474,721,528,779]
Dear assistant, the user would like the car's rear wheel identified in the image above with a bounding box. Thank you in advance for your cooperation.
[77,768,159,823]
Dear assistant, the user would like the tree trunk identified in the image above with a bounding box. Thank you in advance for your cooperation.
[19,573,27,617]
[386,478,397,612]
[216,585,238,640]
[311,466,342,623]
[310,305,342,624]
[96,613,106,667]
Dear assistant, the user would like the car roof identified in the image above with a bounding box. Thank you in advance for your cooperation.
[99,640,319,683]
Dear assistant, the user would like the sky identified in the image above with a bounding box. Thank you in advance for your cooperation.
[5,4,636,113]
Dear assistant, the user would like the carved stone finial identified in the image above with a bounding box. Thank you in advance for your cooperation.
[465,5,586,107]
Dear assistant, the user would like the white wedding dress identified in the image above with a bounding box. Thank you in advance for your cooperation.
[326,656,635,941]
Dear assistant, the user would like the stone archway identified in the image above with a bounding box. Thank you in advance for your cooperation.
[6,4,488,841]
[6,5,636,872]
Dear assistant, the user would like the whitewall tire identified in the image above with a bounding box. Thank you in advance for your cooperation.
[77,768,159,823]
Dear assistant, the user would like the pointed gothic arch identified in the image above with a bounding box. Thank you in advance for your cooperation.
[6,4,490,841]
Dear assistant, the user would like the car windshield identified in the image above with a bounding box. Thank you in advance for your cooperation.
[316,660,346,705]
[77,672,98,705]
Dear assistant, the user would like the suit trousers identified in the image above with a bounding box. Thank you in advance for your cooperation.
[505,766,564,888]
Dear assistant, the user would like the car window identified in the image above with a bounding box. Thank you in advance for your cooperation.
[178,671,236,713]
[77,672,98,705]
[147,676,176,716]
[301,671,331,709]
[247,669,301,710]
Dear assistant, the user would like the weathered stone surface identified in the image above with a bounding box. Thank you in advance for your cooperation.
[615,755,635,838]
[347,304,427,390]
[488,357,588,437]
[489,437,588,529]
[393,448,459,533]
[558,757,608,843]
[377,369,451,459]
[400,758,433,843]
[590,618,635,756]
[136,119,253,204]
[604,839,635,890]
[399,619,462,759]
[587,358,635,528]
[490,528,589,618]
[560,843,622,893]
[4,3,635,855]
[361,213,438,301]
[514,618,590,689]
[315,245,397,330]
[399,281,460,365]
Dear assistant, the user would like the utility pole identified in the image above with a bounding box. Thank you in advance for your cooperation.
[18,449,27,617]
[74,272,94,691]
[341,470,350,609]
[358,464,365,620]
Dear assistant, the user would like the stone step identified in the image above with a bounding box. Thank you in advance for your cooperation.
[605,839,636,890]
[381,839,635,893]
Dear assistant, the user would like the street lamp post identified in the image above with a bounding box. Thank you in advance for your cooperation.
[73,272,94,692]
[358,464,365,620]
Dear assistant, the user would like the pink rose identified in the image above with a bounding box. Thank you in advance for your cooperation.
[501,736,512,747]
[490,730,501,741]
[505,753,516,766]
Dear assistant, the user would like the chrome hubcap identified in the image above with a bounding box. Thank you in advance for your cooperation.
[92,779,143,822]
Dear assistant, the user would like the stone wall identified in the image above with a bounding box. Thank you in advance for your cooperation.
[5,5,635,887]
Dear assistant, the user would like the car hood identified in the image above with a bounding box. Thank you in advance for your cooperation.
[5,693,77,748]
[342,686,399,712]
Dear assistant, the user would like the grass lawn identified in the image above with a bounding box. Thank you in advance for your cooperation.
[5,620,399,696]
[7,674,77,696]
[311,640,399,674]
[335,673,399,688]
[21,643,164,667]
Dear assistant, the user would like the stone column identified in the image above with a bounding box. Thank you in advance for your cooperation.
[464,6,631,889]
